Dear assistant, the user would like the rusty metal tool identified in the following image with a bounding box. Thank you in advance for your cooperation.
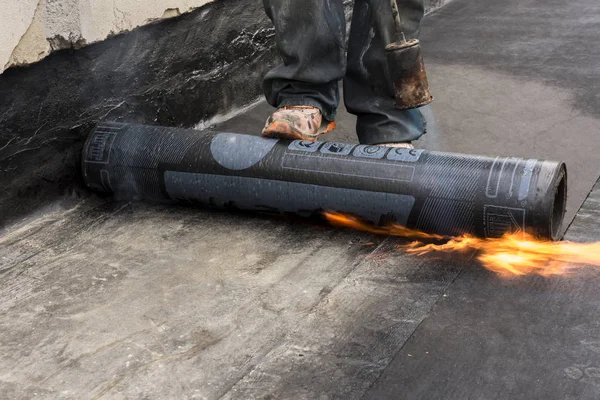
[371,0,434,109]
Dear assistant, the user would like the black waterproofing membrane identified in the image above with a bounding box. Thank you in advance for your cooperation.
[83,123,567,240]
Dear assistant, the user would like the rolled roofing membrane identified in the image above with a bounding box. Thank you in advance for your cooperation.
[83,122,567,240]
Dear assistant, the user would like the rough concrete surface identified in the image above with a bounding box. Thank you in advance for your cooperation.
[0,199,467,399]
[365,179,600,400]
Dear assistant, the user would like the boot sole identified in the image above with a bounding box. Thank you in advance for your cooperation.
[261,121,336,142]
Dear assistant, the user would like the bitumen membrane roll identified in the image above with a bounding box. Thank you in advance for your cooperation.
[82,122,567,240]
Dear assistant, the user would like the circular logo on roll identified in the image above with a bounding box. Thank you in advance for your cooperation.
[210,133,279,170]
[353,145,387,159]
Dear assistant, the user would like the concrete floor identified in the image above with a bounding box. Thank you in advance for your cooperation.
[366,179,600,400]
[2,0,600,399]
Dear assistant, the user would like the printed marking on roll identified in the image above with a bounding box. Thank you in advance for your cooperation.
[320,142,356,156]
[518,159,538,201]
[86,131,118,164]
[288,140,323,153]
[353,145,389,159]
[507,158,522,199]
[164,172,416,225]
[282,152,416,182]
[387,148,423,162]
[211,133,279,170]
[484,205,526,238]
[486,157,510,199]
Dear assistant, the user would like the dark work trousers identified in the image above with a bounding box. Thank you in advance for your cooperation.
[263,0,426,144]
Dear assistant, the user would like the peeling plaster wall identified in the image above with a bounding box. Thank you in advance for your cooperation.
[1,1,40,72]
[1,0,213,72]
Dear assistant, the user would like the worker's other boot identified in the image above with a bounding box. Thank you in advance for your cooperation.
[262,106,336,141]
[381,142,414,149]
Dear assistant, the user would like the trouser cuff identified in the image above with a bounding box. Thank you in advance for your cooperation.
[279,98,337,122]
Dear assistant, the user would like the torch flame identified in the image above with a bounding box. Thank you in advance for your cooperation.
[323,212,600,277]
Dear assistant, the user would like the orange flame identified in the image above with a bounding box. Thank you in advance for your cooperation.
[324,212,600,277]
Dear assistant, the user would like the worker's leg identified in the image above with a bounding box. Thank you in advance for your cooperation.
[262,0,346,124]
[344,0,426,145]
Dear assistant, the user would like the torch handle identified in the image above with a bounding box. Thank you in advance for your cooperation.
[391,0,407,42]
[368,0,407,45]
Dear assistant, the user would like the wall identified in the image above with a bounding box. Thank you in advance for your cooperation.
[1,0,213,73]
